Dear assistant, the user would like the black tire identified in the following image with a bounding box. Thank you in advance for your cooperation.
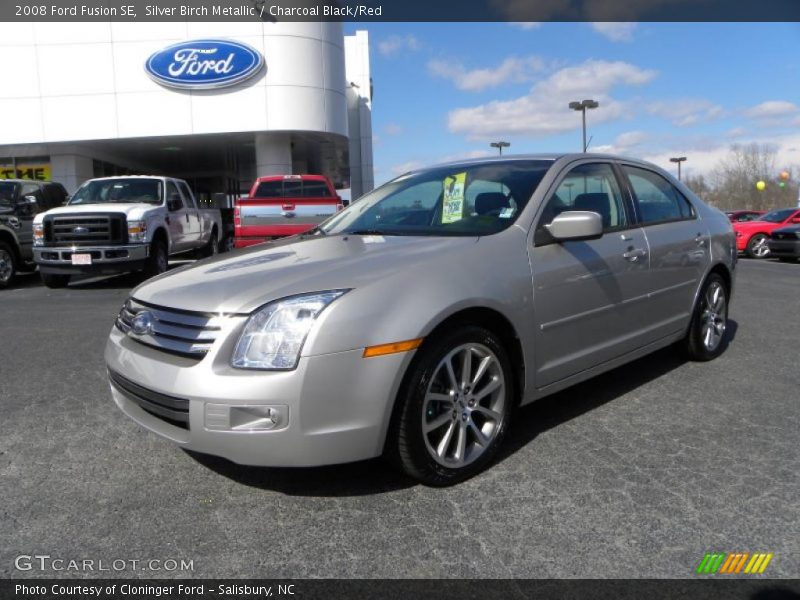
[0,241,17,288]
[387,325,515,486]
[143,239,168,279]
[41,272,70,288]
[220,235,234,253]
[745,234,769,259]
[201,229,219,258]
[683,273,729,361]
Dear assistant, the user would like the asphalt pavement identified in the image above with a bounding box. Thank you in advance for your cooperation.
[0,259,797,579]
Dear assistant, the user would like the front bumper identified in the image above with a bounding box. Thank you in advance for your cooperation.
[104,325,413,467]
[34,244,148,274]
[767,239,800,258]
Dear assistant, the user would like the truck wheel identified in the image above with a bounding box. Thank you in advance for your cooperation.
[144,240,168,278]
[0,241,17,288]
[221,235,234,253]
[41,272,70,289]
[202,230,219,258]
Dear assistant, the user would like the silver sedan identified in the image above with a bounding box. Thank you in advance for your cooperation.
[106,154,736,485]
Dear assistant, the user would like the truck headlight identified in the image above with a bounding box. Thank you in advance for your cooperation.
[33,223,44,246]
[128,220,147,243]
[231,290,349,370]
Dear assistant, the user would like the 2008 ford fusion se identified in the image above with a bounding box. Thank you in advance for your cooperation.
[106,154,736,485]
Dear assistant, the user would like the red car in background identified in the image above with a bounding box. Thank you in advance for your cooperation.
[234,174,343,248]
[726,209,765,223]
[734,207,800,258]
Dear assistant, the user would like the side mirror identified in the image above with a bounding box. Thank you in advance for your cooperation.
[24,195,38,205]
[167,194,182,211]
[546,211,603,242]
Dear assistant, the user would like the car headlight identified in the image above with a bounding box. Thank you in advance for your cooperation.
[128,220,147,243]
[33,223,44,246]
[231,290,349,370]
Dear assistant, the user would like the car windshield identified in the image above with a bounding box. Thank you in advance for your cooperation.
[320,160,553,237]
[0,181,19,207]
[69,179,162,205]
[761,208,796,223]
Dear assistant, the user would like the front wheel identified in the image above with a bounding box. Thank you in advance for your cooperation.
[683,273,729,361]
[143,240,168,278]
[746,234,770,259]
[388,326,515,486]
[0,241,17,288]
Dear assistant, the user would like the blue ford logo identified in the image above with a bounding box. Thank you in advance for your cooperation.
[131,311,154,336]
[145,39,264,90]
[72,226,89,234]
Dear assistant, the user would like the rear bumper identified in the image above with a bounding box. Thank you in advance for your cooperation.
[34,244,148,275]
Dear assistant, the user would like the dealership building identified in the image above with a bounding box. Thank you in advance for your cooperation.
[0,21,374,200]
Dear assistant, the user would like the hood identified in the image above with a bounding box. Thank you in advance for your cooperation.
[772,224,800,234]
[37,203,160,221]
[132,234,480,314]
[733,219,781,232]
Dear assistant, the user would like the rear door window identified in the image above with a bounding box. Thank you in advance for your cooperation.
[622,166,696,224]
[302,181,332,197]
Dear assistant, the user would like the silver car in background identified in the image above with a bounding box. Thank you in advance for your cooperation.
[106,154,736,485]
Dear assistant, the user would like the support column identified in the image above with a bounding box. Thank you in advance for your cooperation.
[50,154,94,193]
[255,132,292,176]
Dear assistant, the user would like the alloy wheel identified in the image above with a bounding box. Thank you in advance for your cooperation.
[0,248,13,283]
[700,280,727,351]
[421,343,506,468]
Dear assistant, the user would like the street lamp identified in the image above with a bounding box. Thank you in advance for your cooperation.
[669,156,687,180]
[568,99,599,152]
[490,141,510,156]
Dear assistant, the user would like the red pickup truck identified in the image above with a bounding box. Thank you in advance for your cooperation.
[234,174,343,248]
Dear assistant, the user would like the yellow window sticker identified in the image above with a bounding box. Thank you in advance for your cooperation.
[442,172,467,224]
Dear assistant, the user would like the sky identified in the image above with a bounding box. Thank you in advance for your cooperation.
[343,22,800,186]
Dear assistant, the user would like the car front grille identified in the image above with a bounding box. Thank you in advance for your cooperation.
[109,370,190,429]
[44,213,126,246]
[115,298,227,360]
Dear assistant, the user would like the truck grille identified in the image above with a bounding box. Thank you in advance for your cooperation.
[109,370,190,429]
[44,213,126,246]
[115,298,227,360]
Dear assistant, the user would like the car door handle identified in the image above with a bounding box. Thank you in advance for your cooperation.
[695,234,706,247]
[623,248,647,261]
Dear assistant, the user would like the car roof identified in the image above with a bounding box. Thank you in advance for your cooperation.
[87,175,175,181]
[406,152,667,174]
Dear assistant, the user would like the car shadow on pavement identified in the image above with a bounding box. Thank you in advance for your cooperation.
[187,321,738,496]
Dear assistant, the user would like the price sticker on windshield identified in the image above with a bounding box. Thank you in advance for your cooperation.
[442,172,467,224]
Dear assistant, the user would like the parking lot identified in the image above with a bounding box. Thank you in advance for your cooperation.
[0,258,797,579]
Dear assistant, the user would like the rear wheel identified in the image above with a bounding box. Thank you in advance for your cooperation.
[388,326,515,486]
[41,272,70,288]
[746,234,770,259]
[143,239,168,278]
[0,242,17,288]
[683,273,729,361]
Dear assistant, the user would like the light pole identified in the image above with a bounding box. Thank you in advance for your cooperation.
[490,141,510,156]
[568,99,599,152]
[669,156,687,180]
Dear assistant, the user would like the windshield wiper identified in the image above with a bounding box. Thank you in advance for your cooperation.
[346,229,401,236]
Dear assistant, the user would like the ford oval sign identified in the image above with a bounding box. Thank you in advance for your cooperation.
[145,39,264,90]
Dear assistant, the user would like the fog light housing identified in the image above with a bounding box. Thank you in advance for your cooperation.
[204,403,288,432]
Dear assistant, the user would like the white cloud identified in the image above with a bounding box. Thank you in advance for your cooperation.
[377,34,421,57]
[591,22,638,42]
[510,22,542,30]
[447,59,657,139]
[428,56,546,92]
[726,127,747,138]
[646,99,725,127]
[744,100,799,119]
[391,160,423,175]
[383,123,402,135]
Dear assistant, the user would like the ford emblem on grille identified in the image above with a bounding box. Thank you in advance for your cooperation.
[131,311,154,336]
[72,226,89,234]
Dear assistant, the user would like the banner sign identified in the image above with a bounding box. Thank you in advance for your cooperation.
[0,163,52,181]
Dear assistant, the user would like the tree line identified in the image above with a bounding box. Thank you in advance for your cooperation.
[681,143,799,211]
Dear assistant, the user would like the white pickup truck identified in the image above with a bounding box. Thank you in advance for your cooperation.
[33,176,223,288]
